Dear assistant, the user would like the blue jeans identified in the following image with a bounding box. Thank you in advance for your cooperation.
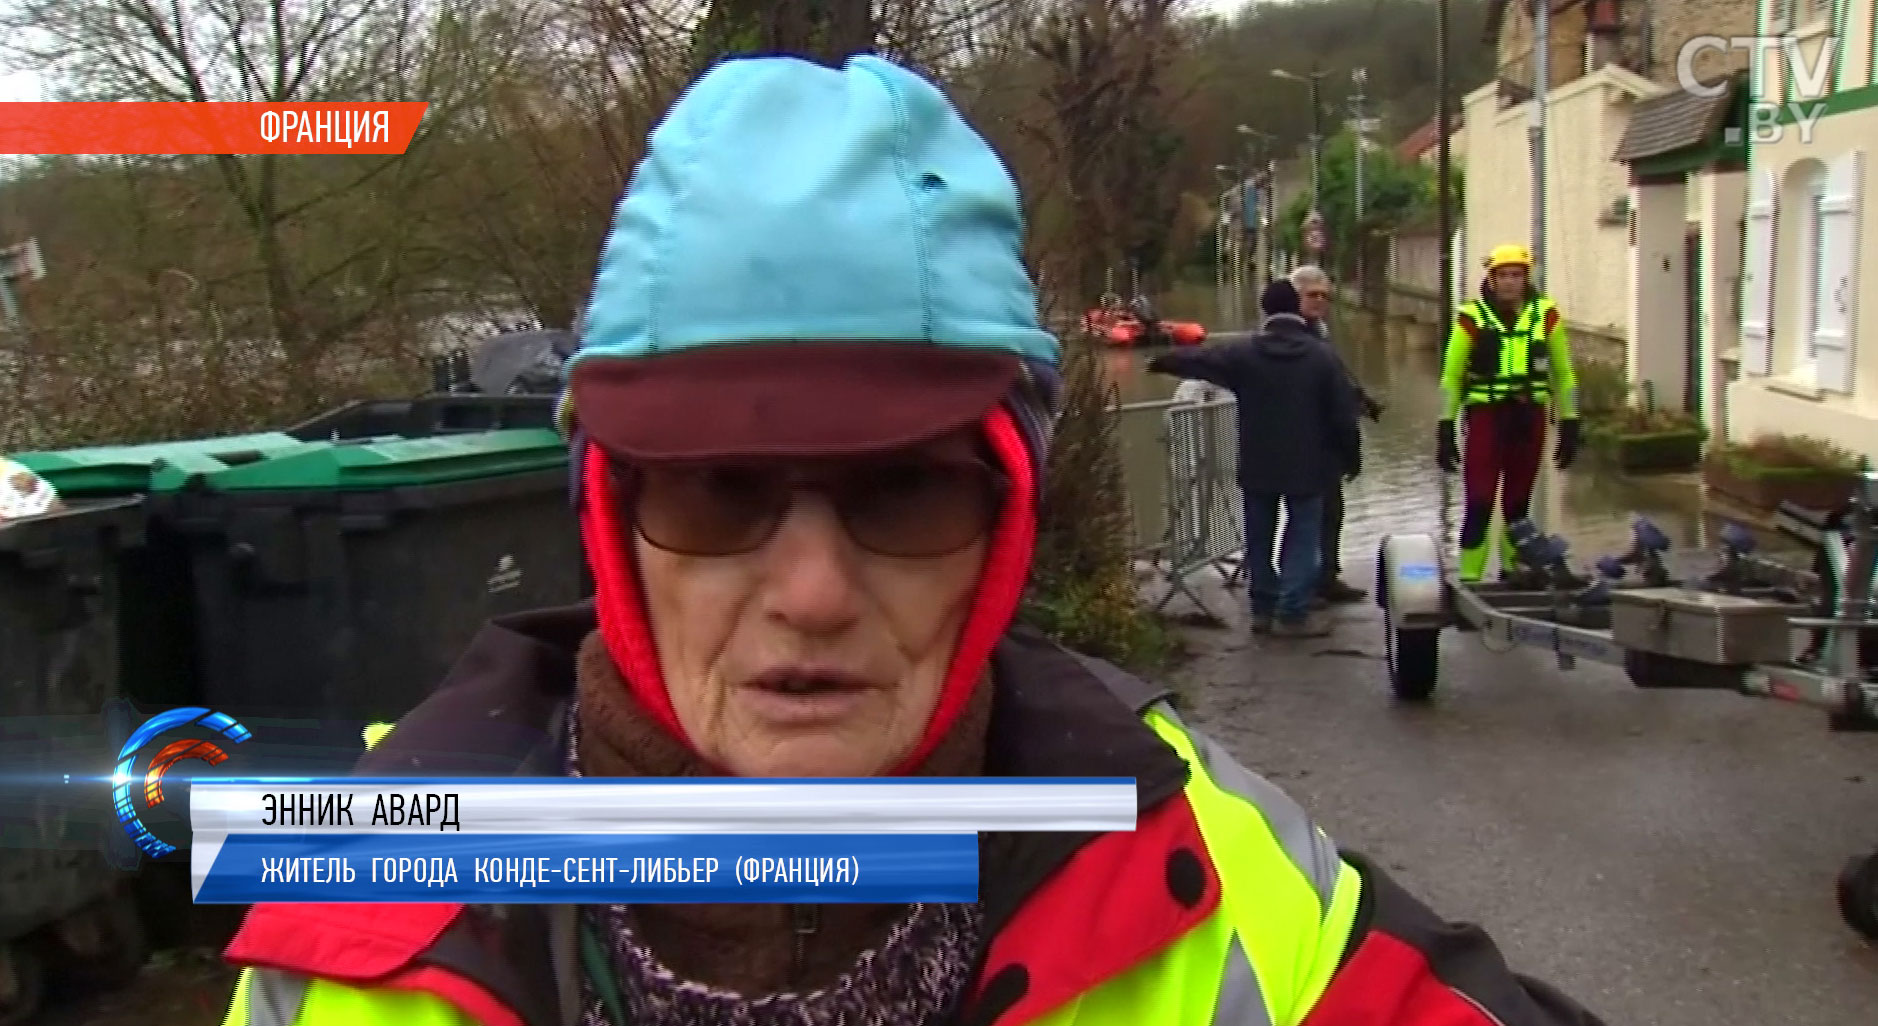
[1242,491,1325,621]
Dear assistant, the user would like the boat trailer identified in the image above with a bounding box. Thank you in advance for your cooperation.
[1374,473,1878,944]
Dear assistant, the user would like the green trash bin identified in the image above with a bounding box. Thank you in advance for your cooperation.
[13,433,309,497]
[11,433,314,714]
[149,428,586,727]
[0,496,149,999]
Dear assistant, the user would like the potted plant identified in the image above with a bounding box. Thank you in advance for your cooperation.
[1702,432,1865,512]
[1581,379,1708,473]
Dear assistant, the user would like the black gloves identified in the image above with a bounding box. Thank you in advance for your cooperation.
[1436,420,1459,473]
[1556,418,1581,470]
[1360,391,1385,422]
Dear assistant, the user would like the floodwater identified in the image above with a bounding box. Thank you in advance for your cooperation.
[1105,300,1804,577]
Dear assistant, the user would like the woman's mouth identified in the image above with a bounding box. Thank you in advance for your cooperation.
[741,668,878,725]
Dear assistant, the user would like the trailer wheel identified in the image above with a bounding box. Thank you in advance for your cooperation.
[1378,533,1444,702]
[0,942,45,1026]
[1387,623,1441,701]
[1838,852,1878,942]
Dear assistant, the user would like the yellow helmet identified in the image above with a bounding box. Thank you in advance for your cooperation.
[1485,244,1533,271]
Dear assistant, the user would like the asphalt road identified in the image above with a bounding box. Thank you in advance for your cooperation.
[1170,560,1878,1025]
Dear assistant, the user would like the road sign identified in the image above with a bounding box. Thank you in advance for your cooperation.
[1303,210,1327,252]
[0,238,45,283]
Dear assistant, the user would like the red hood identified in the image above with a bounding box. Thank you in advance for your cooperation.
[575,404,1038,774]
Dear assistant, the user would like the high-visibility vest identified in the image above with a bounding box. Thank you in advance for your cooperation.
[1457,296,1558,406]
[223,702,1363,1026]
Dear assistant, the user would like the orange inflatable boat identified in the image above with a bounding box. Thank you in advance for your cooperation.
[1081,306,1206,347]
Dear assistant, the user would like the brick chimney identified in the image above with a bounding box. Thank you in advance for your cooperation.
[1585,0,1622,71]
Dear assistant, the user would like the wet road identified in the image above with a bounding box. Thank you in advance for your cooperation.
[1170,563,1878,1025]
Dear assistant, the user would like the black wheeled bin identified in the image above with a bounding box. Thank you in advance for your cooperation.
[147,427,586,727]
[286,393,557,441]
[14,433,314,714]
[0,496,151,1014]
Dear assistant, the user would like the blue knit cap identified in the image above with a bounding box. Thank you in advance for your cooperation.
[559,54,1061,496]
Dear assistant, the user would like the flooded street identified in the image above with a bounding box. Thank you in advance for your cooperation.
[1107,302,1801,575]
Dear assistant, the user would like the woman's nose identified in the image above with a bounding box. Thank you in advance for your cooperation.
[760,493,864,633]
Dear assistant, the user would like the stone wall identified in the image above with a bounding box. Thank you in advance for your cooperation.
[1493,0,1756,93]
[1646,0,1756,87]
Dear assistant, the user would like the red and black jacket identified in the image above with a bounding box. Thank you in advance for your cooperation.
[225,603,1607,1026]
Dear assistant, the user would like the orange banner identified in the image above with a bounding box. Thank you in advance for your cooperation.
[0,102,430,155]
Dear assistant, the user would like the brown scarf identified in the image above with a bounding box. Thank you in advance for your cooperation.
[571,631,993,996]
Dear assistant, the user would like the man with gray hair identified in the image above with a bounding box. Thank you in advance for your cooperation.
[1291,265,1384,606]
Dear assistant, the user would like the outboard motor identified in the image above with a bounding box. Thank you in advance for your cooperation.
[1508,519,1582,590]
[1601,515,1673,588]
[1701,521,1762,595]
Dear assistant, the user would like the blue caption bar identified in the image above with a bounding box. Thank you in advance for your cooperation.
[194,833,978,904]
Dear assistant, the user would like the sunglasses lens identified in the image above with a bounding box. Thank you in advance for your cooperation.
[840,461,1002,557]
[633,465,788,556]
[627,460,1002,557]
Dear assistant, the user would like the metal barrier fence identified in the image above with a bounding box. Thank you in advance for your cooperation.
[1110,395,1245,621]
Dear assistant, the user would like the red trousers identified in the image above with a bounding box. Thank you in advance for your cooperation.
[1458,402,1547,578]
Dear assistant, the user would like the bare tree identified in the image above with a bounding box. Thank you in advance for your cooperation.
[1014,0,1191,305]
[2,0,549,374]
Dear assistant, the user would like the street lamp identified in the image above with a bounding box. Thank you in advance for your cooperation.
[1236,126,1280,286]
[1350,67,1368,224]
[1435,0,1455,319]
[1270,67,1330,212]
[1211,165,1250,327]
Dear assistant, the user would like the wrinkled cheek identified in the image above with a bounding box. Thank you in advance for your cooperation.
[872,551,983,722]
[636,545,744,740]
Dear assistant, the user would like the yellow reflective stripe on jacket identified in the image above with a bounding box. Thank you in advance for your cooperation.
[1148,703,1361,1024]
[224,706,1364,1026]
[225,967,475,1026]
[1023,704,1361,1026]
[1460,297,1554,405]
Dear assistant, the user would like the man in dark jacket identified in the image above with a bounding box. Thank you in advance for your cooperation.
[1292,265,1382,607]
[1149,279,1361,637]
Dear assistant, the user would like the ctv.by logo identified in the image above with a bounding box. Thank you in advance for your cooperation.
[1677,35,1833,145]
[112,707,251,859]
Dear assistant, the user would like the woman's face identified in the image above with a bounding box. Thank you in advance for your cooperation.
[630,430,995,777]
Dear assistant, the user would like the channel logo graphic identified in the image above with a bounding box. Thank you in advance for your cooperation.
[113,707,251,859]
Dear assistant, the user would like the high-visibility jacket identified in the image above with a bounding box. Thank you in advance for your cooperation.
[224,704,1360,1026]
[1440,291,1579,421]
[217,607,1606,1026]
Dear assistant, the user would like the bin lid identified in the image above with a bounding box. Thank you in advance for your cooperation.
[150,427,570,492]
[10,433,308,495]
[0,495,146,553]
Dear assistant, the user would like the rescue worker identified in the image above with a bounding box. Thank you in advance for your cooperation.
[220,56,1606,1026]
[1437,244,1581,583]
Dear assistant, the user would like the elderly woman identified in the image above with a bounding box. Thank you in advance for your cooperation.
[220,55,1604,1026]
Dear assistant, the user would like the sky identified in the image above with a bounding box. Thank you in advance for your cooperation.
[0,0,1255,103]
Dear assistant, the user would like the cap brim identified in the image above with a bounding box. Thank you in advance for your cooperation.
[568,341,1022,461]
